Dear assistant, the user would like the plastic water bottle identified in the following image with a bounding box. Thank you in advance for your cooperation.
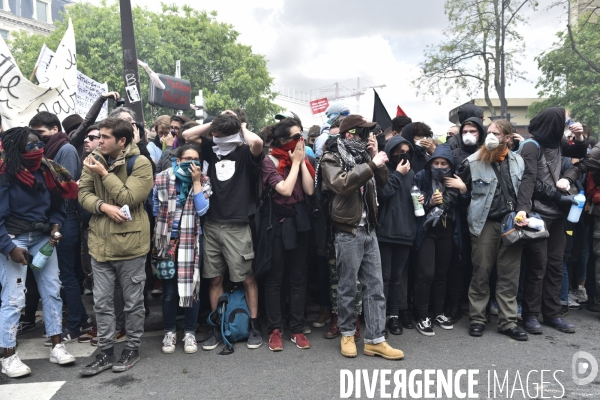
[527,217,544,231]
[411,185,425,217]
[567,191,586,223]
[30,232,60,271]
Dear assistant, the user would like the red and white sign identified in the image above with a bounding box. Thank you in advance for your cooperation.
[310,97,329,115]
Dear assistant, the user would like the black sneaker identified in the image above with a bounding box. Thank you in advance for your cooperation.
[80,318,94,332]
[433,314,453,330]
[247,320,263,349]
[399,310,414,330]
[112,349,140,372]
[202,329,222,351]
[17,321,36,336]
[80,352,115,376]
[446,300,462,324]
[416,318,435,336]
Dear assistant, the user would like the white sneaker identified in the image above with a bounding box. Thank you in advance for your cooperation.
[49,343,76,365]
[2,353,31,377]
[162,332,177,354]
[183,333,198,354]
[574,285,588,304]
[568,292,581,309]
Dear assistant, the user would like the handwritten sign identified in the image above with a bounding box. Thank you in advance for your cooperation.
[0,19,77,129]
[36,44,108,121]
[148,73,191,110]
[310,97,329,115]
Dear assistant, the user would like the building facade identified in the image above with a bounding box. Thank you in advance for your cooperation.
[0,0,70,40]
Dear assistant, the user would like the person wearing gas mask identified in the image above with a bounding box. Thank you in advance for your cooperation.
[412,144,461,336]
[400,122,436,174]
[455,120,529,340]
[516,107,586,335]
[376,136,418,337]
[447,104,485,151]
[319,114,404,360]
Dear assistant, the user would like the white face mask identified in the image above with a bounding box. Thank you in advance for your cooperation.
[485,134,499,150]
[415,139,422,147]
[463,133,477,146]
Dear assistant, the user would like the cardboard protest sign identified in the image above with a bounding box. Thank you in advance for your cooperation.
[0,19,77,129]
[36,44,109,121]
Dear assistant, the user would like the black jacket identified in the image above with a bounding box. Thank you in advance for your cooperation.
[376,136,417,245]
[401,123,430,173]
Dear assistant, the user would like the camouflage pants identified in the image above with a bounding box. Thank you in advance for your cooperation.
[327,238,362,314]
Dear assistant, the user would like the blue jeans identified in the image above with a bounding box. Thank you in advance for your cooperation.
[57,217,88,333]
[162,274,200,335]
[334,227,386,344]
[0,232,63,348]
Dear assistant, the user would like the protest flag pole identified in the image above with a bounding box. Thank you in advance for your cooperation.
[119,0,145,124]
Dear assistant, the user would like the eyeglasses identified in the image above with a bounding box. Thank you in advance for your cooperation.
[180,157,200,162]
[26,141,44,151]
[85,135,100,141]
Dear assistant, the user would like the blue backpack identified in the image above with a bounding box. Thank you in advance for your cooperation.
[207,287,250,354]
[518,139,542,160]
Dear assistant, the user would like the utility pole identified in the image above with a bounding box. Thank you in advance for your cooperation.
[119,0,144,124]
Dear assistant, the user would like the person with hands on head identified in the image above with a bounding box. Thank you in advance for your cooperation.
[0,127,79,378]
[376,136,419,336]
[193,110,266,351]
[152,144,210,355]
[400,122,435,174]
[319,114,404,360]
[78,118,153,376]
[412,144,461,337]
[255,118,315,352]
[515,107,587,336]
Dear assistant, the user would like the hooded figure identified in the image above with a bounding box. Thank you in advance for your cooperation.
[528,107,565,149]
[377,136,417,244]
[447,104,485,150]
[401,123,430,173]
[452,117,486,167]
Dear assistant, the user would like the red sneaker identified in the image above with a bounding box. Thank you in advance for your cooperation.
[291,333,311,349]
[269,329,283,351]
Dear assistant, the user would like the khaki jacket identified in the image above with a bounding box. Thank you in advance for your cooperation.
[320,152,388,234]
[78,143,153,262]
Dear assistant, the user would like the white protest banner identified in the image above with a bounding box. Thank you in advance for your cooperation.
[35,43,108,121]
[0,19,77,129]
[76,72,108,120]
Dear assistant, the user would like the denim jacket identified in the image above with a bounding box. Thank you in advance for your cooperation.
[466,150,524,237]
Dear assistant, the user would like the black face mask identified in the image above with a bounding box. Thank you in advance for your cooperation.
[355,127,373,141]
[431,166,451,181]
[391,153,410,167]
[446,135,453,143]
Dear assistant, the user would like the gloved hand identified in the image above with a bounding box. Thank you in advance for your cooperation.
[423,207,444,230]
[557,194,578,208]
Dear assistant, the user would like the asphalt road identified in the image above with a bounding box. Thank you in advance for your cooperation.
[2,299,600,400]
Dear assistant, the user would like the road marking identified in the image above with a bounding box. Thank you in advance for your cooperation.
[0,381,65,399]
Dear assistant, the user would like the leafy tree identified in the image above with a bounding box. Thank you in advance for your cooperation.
[412,0,536,117]
[8,1,280,130]
[528,9,600,136]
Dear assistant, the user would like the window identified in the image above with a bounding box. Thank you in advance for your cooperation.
[37,0,47,23]
[0,30,8,40]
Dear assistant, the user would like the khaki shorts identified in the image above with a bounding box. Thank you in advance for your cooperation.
[202,220,254,282]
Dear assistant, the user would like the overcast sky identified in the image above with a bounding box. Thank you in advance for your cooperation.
[131,0,568,134]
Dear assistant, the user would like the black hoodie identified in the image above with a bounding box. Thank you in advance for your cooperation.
[458,104,484,124]
[376,136,417,245]
[453,117,486,167]
[401,123,430,174]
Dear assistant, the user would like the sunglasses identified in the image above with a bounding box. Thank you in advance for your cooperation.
[26,141,45,151]
[86,135,100,141]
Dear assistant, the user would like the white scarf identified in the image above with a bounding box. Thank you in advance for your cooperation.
[212,133,244,159]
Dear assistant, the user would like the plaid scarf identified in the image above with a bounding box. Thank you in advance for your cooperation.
[336,138,371,170]
[154,169,201,307]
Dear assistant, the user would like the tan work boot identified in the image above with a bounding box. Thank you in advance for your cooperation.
[340,335,357,358]
[313,308,332,328]
[363,341,404,360]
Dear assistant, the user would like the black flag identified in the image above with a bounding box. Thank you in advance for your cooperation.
[372,89,392,131]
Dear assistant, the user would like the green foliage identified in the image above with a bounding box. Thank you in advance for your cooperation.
[528,14,600,136]
[8,1,280,130]
[413,0,535,116]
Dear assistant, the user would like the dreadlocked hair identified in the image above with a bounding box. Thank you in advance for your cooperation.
[0,127,46,193]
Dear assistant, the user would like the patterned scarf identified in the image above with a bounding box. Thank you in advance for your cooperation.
[42,132,70,160]
[336,138,372,171]
[154,169,202,307]
[0,152,78,200]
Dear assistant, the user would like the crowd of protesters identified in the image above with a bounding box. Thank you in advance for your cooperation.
[0,90,598,378]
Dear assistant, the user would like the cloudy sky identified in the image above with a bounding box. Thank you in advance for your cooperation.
[132,0,568,134]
